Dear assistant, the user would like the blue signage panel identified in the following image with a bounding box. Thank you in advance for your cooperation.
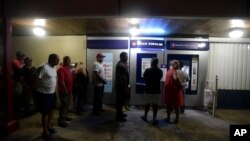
[167,41,209,51]
[131,40,164,49]
[87,40,128,49]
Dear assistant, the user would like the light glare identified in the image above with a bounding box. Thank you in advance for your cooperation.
[228,29,243,38]
[33,27,46,36]
[33,19,46,26]
[130,18,139,25]
[231,19,245,28]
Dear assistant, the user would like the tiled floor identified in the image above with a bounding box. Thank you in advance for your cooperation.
[3,106,250,141]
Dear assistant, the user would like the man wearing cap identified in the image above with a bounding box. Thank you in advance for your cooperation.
[91,53,106,115]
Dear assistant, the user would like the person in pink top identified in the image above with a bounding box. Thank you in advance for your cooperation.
[57,56,73,127]
[163,60,183,124]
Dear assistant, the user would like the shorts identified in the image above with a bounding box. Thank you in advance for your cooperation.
[35,91,57,114]
[144,93,161,105]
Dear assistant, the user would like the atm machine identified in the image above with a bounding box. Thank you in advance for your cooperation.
[129,37,165,105]
[165,38,209,107]
[86,37,129,105]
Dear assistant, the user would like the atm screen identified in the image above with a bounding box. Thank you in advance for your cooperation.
[182,65,190,88]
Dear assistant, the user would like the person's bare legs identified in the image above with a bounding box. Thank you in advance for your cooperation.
[175,107,179,124]
[152,104,158,125]
[144,104,150,118]
[48,109,55,129]
[42,114,49,135]
[141,104,150,122]
[166,106,171,122]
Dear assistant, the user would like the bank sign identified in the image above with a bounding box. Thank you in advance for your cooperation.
[130,40,164,49]
[167,41,209,51]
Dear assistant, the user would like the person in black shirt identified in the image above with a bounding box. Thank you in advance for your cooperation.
[115,52,129,122]
[141,58,163,125]
[22,57,36,113]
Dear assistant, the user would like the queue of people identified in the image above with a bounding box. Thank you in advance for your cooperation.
[11,51,189,139]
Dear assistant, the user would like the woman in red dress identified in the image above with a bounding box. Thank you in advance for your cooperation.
[163,60,183,124]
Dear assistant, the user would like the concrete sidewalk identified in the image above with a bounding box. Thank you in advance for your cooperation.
[4,106,250,141]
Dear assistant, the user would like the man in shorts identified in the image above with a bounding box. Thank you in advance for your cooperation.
[33,54,59,140]
[141,58,163,125]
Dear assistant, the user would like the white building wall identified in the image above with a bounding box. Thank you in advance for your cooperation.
[208,39,250,90]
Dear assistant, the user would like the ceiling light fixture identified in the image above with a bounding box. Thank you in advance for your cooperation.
[231,19,245,28]
[130,27,139,36]
[228,29,243,38]
[33,19,46,26]
[140,28,165,34]
[33,27,46,36]
[130,18,139,25]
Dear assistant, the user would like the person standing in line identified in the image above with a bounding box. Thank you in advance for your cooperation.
[141,58,163,125]
[12,51,25,112]
[115,52,129,122]
[22,57,36,114]
[33,54,59,140]
[73,62,89,115]
[163,60,182,124]
[57,56,73,127]
[91,53,106,116]
[177,61,189,114]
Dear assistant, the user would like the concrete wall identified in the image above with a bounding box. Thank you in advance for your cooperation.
[11,36,87,67]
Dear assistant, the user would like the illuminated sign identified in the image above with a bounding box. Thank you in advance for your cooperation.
[167,41,209,50]
[131,40,164,49]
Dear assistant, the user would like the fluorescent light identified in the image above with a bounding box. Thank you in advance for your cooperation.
[140,28,165,34]
[130,27,139,36]
[33,27,46,36]
[33,19,46,26]
[129,28,165,36]
[229,29,243,38]
[130,18,139,25]
[231,19,245,28]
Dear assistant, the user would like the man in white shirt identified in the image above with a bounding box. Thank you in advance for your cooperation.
[33,54,59,140]
[91,53,106,115]
[177,61,189,114]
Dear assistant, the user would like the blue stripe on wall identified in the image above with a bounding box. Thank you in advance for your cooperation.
[87,40,128,49]
[217,90,250,109]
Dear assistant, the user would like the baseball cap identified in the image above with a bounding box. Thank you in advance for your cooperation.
[96,53,106,58]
